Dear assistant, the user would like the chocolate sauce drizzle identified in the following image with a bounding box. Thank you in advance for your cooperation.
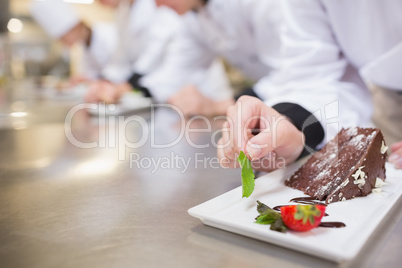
[273,197,346,228]
[318,222,346,228]
[289,197,327,206]
[272,205,282,212]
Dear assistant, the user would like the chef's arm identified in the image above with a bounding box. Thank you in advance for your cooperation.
[133,8,179,77]
[255,0,372,153]
[85,23,118,68]
[272,102,324,158]
[125,9,180,99]
[140,18,217,103]
[231,0,282,101]
[126,73,152,98]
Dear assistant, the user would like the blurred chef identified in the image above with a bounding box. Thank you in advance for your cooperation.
[30,0,117,81]
[273,0,402,170]
[218,0,402,172]
[84,0,185,104]
[150,0,309,168]
[284,0,402,168]
[141,0,282,117]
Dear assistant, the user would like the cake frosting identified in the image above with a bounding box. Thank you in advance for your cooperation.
[285,127,387,204]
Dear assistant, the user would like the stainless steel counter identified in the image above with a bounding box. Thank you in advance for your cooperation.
[1,94,402,268]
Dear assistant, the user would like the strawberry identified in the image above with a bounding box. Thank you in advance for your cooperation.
[280,205,326,232]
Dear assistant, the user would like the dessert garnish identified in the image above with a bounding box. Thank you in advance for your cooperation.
[381,141,388,154]
[289,197,327,206]
[255,201,287,233]
[272,205,329,216]
[372,177,389,194]
[280,204,326,232]
[255,201,344,232]
[237,151,255,198]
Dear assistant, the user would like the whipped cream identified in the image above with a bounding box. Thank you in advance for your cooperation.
[375,177,388,188]
[352,166,366,189]
[381,140,388,154]
[372,177,388,194]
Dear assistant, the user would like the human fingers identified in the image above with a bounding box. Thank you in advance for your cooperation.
[98,82,119,104]
[391,141,402,153]
[245,109,303,161]
[85,82,101,103]
[389,145,402,169]
[230,96,282,160]
[248,151,283,172]
[222,120,240,166]
[167,89,190,117]
[226,96,264,157]
[218,137,234,168]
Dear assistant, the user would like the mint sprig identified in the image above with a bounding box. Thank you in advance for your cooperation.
[237,151,255,198]
[255,200,287,233]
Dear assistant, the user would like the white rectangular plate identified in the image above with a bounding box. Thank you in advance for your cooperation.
[188,162,402,262]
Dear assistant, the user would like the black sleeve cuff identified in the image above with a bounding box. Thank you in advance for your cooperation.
[235,87,261,100]
[127,73,152,98]
[272,102,325,159]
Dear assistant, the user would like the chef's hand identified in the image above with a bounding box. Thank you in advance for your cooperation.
[389,141,402,169]
[69,75,90,87]
[168,85,234,117]
[217,96,305,172]
[85,80,130,104]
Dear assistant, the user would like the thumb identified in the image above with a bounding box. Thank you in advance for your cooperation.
[245,129,275,160]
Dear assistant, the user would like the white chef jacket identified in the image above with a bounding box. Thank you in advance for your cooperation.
[101,0,180,84]
[80,22,118,80]
[141,0,282,103]
[262,0,402,142]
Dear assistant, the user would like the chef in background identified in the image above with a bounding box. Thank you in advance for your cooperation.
[150,0,318,169]
[85,0,231,106]
[30,0,118,81]
[144,0,284,117]
[218,0,402,171]
[85,0,180,103]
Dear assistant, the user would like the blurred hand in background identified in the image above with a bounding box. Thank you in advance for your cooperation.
[85,80,130,104]
[168,85,234,117]
[389,141,402,169]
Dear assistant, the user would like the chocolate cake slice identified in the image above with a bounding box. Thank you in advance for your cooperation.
[285,127,387,204]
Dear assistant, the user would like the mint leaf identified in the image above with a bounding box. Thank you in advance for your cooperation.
[256,200,271,214]
[255,210,281,225]
[237,151,255,198]
[255,213,277,225]
[270,218,288,233]
[255,201,287,233]
[255,201,281,224]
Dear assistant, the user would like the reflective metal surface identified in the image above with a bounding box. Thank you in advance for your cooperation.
[1,93,402,268]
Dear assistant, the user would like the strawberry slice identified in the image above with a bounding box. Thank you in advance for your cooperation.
[280,205,326,232]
